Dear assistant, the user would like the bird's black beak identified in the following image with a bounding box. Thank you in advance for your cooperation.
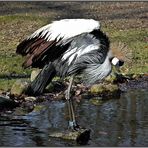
[116,60,124,67]
[115,60,124,72]
[119,60,124,66]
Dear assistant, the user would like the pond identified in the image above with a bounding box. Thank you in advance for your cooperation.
[0,89,148,146]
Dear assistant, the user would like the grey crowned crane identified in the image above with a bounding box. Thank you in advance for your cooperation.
[16,19,124,130]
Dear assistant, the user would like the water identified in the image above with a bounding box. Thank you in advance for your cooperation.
[0,89,148,146]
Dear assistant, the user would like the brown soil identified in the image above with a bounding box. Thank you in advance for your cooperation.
[0,2,148,29]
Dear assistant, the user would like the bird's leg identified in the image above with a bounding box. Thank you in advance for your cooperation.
[65,75,79,130]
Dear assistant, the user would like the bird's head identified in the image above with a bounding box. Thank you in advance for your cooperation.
[111,57,124,68]
[109,42,132,72]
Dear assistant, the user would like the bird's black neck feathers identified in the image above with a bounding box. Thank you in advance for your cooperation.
[90,29,110,50]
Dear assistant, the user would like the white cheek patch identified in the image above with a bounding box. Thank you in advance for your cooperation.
[111,57,119,65]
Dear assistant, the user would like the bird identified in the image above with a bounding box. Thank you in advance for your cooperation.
[16,19,124,130]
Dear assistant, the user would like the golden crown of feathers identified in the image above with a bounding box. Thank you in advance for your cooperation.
[110,41,132,63]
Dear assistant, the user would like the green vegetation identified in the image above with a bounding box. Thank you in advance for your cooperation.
[0,79,16,91]
[0,15,49,91]
[0,3,147,92]
[0,15,49,75]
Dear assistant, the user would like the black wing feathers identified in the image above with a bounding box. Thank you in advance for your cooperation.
[16,34,72,68]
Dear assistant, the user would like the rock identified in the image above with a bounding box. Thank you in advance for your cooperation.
[46,81,66,93]
[104,83,119,93]
[13,101,35,115]
[113,73,132,83]
[21,101,34,113]
[11,79,30,96]
[0,95,18,109]
[105,74,117,83]
[105,73,131,83]
[76,129,91,145]
[25,96,37,101]
[90,83,119,95]
[90,84,104,94]
[30,69,41,82]
[55,93,65,100]
[49,128,91,145]
[13,107,30,115]
[45,83,55,92]
[33,105,45,112]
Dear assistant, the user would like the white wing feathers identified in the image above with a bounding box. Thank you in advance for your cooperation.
[62,44,100,65]
[28,19,100,41]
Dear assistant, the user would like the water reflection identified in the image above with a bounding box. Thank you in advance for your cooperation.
[0,89,148,146]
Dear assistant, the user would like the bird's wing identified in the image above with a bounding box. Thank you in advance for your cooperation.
[16,19,100,68]
[16,36,71,68]
[57,29,110,77]
[64,30,111,84]
[53,30,109,77]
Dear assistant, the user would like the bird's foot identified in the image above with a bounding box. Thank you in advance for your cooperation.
[68,121,80,131]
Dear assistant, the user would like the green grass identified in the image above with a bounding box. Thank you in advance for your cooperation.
[0,15,49,75]
[0,79,17,91]
[0,14,147,91]
[0,15,49,91]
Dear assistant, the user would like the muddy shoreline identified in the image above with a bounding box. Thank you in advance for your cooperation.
[0,74,147,115]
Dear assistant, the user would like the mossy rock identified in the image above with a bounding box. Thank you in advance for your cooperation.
[13,107,30,115]
[49,128,91,145]
[25,96,37,101]
[13,101,35,115]
[45,83,55,92]
[11,79,30,96]
[105,74,117,83]
[104,83,119,92]
[30,69,41,82]
[46,81,66,93]
[33,105,45,112]
[90,83,119,95]
[0,95,18,109]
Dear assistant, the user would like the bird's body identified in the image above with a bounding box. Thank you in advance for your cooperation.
[17,19,114,93]
[16,19,124,130]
